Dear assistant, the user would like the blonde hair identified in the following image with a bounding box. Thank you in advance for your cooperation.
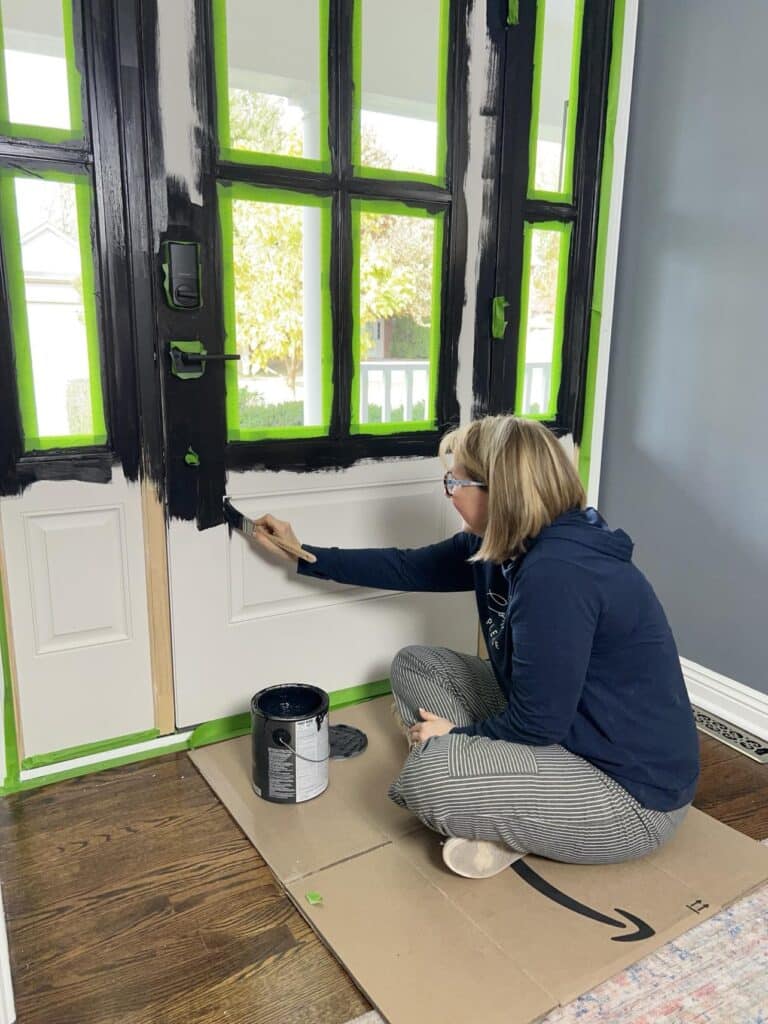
[439,415,586,562]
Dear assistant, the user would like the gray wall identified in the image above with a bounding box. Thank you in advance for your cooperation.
[599,0,767,694]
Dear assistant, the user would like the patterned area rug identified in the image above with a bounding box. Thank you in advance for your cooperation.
[343,839,768,1024]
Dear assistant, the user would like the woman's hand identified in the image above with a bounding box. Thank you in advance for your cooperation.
[251,513,308,563]
[408,708,456,745]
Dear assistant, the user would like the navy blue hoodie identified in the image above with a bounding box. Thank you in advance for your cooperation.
[298,507,700,811]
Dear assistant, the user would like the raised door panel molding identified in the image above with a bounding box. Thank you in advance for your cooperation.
[0,470,154,758]
[229,481,441,622]
[170,460,478,726]
[25,507,131,654]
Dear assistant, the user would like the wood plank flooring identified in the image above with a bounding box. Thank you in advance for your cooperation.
[1,732,766,1024]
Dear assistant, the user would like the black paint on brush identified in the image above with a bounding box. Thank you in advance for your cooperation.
[221,497,245,537]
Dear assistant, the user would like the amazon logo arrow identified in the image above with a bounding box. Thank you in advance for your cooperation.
[511,860,655,942]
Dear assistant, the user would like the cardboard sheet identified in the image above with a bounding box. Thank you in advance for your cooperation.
[190,697,768,1024]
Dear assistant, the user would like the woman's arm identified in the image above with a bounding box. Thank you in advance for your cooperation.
[298,534,476,593]
[452,558,599,743]
[252,512,476,593]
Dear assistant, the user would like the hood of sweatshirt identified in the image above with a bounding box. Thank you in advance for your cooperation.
[529,506,634,562]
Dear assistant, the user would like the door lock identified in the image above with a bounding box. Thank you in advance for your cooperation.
[168,340,240,380]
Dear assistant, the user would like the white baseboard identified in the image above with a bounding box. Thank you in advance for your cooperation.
[681,657,768,744]
[0,887,15,1024]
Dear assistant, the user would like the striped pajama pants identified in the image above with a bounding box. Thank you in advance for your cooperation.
[386,645,691,865]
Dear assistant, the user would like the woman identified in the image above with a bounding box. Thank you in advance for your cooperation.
[252,415,700,880]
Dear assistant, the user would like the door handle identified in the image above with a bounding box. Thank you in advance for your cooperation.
[177,352,241,363]
[169,340,241,379]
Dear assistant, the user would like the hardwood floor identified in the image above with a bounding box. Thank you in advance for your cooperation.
[0,732,766,1024]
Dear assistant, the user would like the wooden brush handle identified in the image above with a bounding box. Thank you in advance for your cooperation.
[253,524,315,563]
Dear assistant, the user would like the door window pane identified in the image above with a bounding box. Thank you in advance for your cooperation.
[353,202,443,432]
[528,0,583,199]
[220,186,332,440]
[0,0,82,137]
[355,0,447,180]
[516,222,571,418]
[0,173,106,448]
[215,0,328,168]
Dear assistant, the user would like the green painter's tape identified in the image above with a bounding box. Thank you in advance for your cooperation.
[1,739,191,796]
[213,0,331,172]
[349,198,444,437]
[578,0,627,489]
[188,712,250,750]
[75,177,107,445]
[21,729,160,771]
[0,4,9,126]
[492,296,509,340]
[435,0,450,183]
[218,182,333,442]
[0,576,19,790]
[514,221,572,419]
[62,0,84,137]
[212,0,230,152]
[0,168,106,451]
[24,434,108,452]
[188,678,393,751]
[329,677,392,709]
[427,214,444,428]
[351,0,363,173]
[0,679,393,794]
[0,170,37,445]
[305,891,324,906]
[527,0,585,204]
[507,0,520,25]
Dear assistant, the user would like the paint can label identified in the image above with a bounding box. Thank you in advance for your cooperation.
[267,746,296,801]
[294,716,329,802]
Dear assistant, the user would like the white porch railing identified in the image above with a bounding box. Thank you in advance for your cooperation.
[359,359,429,423]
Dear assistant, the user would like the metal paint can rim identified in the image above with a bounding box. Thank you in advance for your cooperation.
[251,682,329,723]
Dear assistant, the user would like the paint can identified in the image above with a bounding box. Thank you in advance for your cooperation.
[251,684,330,804]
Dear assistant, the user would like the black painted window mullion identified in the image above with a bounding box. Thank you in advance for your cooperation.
[487,0,537,418]
[0,0,134,492]
[218,0,467,475]
[483,0,614,445]
[557,0,614,441]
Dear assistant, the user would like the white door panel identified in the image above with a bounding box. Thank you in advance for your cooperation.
[0,469,154,758]
[169,458,477,726]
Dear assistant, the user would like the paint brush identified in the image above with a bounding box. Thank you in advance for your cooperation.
[223,497,316,563]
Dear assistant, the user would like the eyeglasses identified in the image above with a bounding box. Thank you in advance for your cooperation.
[443,472,487,497]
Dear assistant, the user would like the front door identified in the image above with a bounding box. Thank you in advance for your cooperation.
[145,0,478,727]
[142,0,628,728]
[0,0,164,776]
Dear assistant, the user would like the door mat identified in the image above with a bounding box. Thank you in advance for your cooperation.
[189,697,768,1024]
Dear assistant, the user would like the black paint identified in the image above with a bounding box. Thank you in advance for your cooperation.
[0,0,148,495]
[114,0,167,500]
[474,0,616,444]
[511,860,656,942]
[0,0,470,523]
[559,0,616,443]
[145,0,472,526]
[470,0,508,422]
[15,452,113,485]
